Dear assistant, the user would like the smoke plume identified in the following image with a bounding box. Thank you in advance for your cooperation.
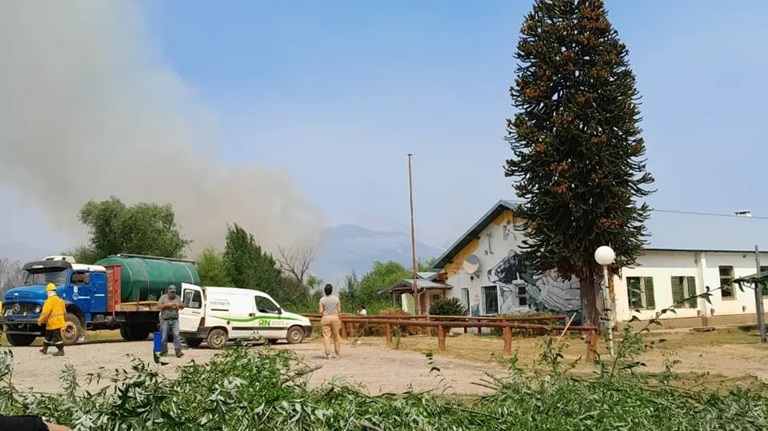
[0,1,324,256]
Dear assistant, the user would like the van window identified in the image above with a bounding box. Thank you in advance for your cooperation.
[183,290,203,309]
[254,296,279,314]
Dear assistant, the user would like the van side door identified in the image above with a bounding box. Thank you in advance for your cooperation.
[179,283,204,333]
[253,294,288,339]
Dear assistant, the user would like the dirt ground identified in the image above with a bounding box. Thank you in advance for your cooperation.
[5,327,768,396]
[3,338,505,396]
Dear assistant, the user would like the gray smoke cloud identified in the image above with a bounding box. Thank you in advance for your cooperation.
[0,1,324,256]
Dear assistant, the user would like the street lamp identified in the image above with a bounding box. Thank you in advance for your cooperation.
[594,245,615,357]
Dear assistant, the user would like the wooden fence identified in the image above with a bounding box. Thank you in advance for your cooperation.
[303,315,599,360]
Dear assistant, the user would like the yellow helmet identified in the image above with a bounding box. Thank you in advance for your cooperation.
[45,283,56,292]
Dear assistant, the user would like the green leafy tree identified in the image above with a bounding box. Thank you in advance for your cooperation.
[66,196,190,263]
[222,224,287,302]
[358,261,410,305]
[196,248,232,287]
[504,0,654,327]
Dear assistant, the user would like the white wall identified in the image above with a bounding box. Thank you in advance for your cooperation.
[444,217,527,316]
[614,250,768,322]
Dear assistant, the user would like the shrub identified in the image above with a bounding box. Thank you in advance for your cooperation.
[429,297,467,319]
[489,311,562,337]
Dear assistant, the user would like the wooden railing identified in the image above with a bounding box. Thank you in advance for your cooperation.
[303,315,599,360]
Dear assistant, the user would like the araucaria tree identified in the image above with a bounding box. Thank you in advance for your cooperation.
[504,0,654,327]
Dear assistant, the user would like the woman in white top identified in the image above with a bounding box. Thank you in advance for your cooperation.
[318,284,342,359]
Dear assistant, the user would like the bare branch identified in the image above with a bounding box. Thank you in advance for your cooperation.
[0,258,25,295]
[275,245,316,285]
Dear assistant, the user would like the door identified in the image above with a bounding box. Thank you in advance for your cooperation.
[69,270,94,313]
[253,294,288,339]
[179,283,204,333]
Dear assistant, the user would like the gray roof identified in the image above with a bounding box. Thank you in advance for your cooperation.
[432,199,768,270]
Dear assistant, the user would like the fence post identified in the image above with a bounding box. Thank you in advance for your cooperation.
[437,325,446,351]
[385,323,393,347]
[586,329,598,360]
[341,322,348,340]
[502,326,512,355]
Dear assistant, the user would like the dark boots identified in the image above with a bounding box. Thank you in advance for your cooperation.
[52,345,64,356]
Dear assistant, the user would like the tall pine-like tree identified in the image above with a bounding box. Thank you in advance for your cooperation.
[504,0,654,327]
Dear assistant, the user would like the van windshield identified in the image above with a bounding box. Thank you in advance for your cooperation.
[255,296,280,314]
[23,269,68,287]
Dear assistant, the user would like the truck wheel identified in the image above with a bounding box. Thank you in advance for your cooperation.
[6,332,36,346]
[286,326,305,344]
[119,325,133,341]
[206,328,228,349]
[131,326,151,341]
[61,313,83,346]
[184,337,203,348]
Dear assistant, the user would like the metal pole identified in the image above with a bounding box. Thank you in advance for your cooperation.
[754,245,767,342]
[602,265,614,356]
[408,153,419,315]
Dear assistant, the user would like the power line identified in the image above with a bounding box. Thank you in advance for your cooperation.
[651,209,768,220]
[505,198,768,220]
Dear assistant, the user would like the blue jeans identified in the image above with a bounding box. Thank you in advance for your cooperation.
[160,318,181,354]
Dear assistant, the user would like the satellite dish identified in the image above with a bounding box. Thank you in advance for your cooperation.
[463,254,481,275]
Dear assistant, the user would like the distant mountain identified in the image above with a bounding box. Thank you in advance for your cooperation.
[313,224,445,285]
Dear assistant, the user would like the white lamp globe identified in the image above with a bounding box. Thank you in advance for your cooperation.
[595,246,616,266]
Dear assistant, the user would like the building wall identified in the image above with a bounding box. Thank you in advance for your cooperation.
[442,209,768,325]
[614,250,768,323]
[443,209,582,317]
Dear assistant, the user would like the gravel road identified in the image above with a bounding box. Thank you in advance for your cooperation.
[3,339,505,396]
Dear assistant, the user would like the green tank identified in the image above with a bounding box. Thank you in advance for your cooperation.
[94,254,201,303]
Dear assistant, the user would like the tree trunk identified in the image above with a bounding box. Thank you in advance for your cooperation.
[579,276,602,329]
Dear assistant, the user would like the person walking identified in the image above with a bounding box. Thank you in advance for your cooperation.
[318,283,342,359]
[38,283,66,357]
[157,285,185,358]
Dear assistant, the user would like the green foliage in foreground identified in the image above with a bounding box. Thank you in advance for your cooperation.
[1,342,767,431]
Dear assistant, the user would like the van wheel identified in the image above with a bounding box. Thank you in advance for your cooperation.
[286,326,304,344]
[206,328,228,349]
[61,313,83,345]
[184,337,203,348]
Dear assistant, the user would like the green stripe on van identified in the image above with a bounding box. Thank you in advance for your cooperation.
[210,315,303,323]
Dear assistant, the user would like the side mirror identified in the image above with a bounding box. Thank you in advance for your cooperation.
[83,273,91,284]
[277,307,283,315]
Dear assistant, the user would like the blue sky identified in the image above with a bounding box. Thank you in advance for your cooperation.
[3,0,768,255]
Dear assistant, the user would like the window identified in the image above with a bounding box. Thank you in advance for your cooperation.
[69,272,89,285]
[482,285,499,315]
[183,290,202,309]
[627,277,655,310]
[670,276,697,308]
[517,284,528,306]
[255,296,280,314]
[460,288,470,312]
[719,266,735,299]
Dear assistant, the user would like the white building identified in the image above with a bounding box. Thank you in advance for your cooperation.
[432,200,768,328]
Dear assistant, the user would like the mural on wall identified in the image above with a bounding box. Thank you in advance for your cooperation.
[487,250,581,315]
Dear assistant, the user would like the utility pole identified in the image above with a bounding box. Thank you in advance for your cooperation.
[408,153,419,315]
[754,245,767,342]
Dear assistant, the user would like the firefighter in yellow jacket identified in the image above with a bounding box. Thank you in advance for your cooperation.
[38,283,66,356]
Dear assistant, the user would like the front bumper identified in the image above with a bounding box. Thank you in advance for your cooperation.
[0,318,44,335]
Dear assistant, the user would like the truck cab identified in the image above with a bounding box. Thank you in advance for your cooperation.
[1,258,107,346]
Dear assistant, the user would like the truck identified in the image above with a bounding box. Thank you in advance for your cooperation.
[0,254,201,346]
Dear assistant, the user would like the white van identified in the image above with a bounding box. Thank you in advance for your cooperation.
[177,283,313,349]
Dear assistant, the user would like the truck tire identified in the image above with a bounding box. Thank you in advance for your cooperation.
[184,337,203,348]
[131,326,151,341]
[119,325,133,341]
[206,328,228,349]
[6,332,36,346]
[286,326,304,344]
[61,313,83,346]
